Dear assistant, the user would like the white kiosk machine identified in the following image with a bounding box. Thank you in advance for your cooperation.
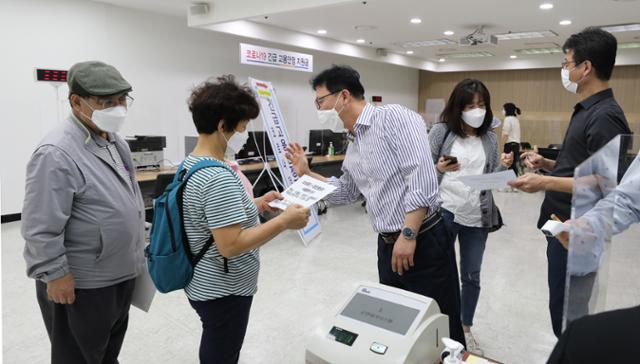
[306,283,449,364]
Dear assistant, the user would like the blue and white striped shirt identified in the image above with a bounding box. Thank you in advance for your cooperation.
[326,103,440,233]
[182,155,261,301]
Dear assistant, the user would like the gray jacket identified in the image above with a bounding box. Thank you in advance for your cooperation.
[22,115,145,289]
[428,122,504,230]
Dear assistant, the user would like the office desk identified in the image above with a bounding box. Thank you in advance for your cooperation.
[137,155,346,211]
[135,155,345,183]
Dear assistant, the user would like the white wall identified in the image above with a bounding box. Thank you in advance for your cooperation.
[0,0,419,215]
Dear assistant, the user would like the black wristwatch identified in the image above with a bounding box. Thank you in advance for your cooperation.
[401,227,417,240]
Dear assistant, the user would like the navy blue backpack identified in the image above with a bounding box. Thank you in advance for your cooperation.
[146,159,230,293]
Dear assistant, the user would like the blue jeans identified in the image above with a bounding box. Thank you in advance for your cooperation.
[441,209,488,327]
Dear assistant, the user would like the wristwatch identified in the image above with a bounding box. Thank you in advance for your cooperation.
[401,227,417,240]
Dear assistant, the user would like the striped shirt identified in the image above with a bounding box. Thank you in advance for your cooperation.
[326,103,439,233]
[182,155,260,301]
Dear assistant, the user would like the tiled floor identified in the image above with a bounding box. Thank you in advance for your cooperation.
[3,191,638,363]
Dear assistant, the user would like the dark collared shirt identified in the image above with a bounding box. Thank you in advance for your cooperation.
[538,88,631,228]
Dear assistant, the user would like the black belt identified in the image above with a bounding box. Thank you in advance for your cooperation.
[379,211,442,245]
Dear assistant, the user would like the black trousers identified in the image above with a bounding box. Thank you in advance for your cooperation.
[377,219,466,346]
[189,295,254,364]
[504,142,521,177]
[36,278,136,364]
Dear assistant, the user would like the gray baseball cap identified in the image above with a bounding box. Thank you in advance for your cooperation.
[67,61,132,97]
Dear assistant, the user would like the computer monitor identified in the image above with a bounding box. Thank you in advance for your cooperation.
[184,136,198,157]
[236,131,274,159]
[308,129,349,155]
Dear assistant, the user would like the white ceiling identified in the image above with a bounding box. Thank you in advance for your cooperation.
[92,0,640,71]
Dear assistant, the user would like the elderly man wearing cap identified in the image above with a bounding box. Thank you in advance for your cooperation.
[21,61,145,364]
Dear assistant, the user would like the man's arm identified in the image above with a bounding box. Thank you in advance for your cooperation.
[286,143,362,205]
[389,108,439,275]
[21,146,80,304]
[22,147,78,281]
[582,155,640,235]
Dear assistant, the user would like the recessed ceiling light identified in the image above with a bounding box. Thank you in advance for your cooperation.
[515,46,563,55]
[444,30,455,36]
[317,29,327,35]
[438,58,446,62]
[410,18,422,24]
[406,50,414,55]
[354,25,377,31]
[601,23,640,33]
[495,30,558,40]
[510,55,518,59]
[539,3,554,10]
[399,39,458,48]
[437,51,494,59]
[559,20,572,26]
[356,39,366,44]
[619,41,640,49]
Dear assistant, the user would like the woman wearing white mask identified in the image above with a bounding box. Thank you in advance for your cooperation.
[183,75,310,364]
[428,79,513,355]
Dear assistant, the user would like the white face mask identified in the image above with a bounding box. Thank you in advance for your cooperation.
[224,129,249,154]
[91,106,127,133]
[462,108,486,128]
[317,97,345,133]
[561,68,579,94]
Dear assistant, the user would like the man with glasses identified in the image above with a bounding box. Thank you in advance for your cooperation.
[286,65,465,344]
[508,27,631,337]
[22,61,145,363]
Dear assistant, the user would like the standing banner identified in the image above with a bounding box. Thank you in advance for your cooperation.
[249,77,322,244]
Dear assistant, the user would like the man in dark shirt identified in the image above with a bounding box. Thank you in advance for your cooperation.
[546,305,640,364]
[509,27,631,337]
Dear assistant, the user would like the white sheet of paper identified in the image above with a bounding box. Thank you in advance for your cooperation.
[131,265,156,312]
[268,175,337,210]
[457,170,517,190]
[540,220,570,236]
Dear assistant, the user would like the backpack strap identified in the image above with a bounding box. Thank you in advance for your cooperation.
[178,159,234,272]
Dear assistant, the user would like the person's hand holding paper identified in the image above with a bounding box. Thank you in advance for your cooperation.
[268,175,337,210]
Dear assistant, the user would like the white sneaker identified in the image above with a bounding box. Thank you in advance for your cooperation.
[464,331,484,356]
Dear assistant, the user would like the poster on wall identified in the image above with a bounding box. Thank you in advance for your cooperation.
[249,77,322,245]
[241,43,313,72]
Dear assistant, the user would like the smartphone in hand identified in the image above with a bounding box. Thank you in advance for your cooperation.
[442,155,458,165]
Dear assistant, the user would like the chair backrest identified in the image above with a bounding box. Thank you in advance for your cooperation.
[538,147,561,160]
[153,173,176,199]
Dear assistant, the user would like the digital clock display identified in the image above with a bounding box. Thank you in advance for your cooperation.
[36,69,68,82]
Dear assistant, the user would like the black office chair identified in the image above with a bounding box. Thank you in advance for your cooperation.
[538,147,560,161]
[153,173,176,199]
[145,173,176,223]
[548,144,563,150]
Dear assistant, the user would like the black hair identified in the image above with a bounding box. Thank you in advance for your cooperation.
[188,75,260,134]
[440,79,493,137]
[310,65,365,99]
[563,27,617,81]
[503,102,521,117]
